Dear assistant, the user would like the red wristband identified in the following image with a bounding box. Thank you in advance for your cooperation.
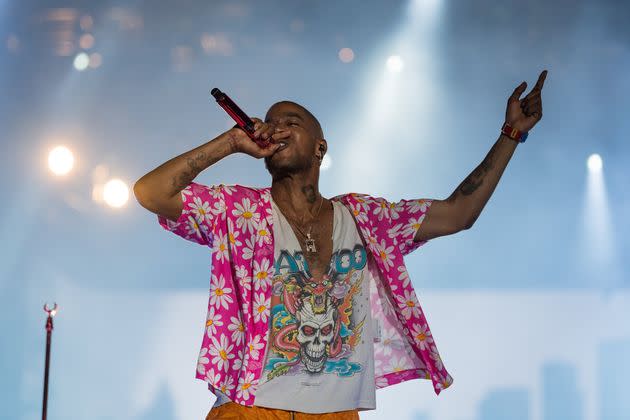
[501,122,528,143]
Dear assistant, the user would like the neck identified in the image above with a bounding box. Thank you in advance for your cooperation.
[271,171,323,220]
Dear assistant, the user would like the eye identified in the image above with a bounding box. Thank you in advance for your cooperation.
[321,324,333,335]
[302,325,316,336]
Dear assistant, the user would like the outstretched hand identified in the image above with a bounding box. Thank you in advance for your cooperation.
[505,70,548,133]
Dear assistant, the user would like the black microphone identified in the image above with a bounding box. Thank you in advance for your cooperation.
[211,88,268,148]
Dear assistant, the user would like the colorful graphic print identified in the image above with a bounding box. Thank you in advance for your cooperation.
[264,244,369,380]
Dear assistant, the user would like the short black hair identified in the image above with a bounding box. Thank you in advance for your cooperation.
[268,100,324,139]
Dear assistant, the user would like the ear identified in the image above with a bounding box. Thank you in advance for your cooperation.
[317,139,328,157]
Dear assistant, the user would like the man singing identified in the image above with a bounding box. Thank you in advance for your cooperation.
[134,70,547,419]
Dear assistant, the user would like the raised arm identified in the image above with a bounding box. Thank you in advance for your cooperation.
[415,70,547,242]
[133,119,284,221]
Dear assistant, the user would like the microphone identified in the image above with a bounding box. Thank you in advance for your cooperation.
[210,88,268,148]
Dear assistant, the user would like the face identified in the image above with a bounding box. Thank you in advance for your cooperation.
[263,102,324,177]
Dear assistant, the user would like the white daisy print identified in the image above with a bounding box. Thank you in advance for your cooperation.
[406,199,430,214]
[237,372,256,400]
[253,258,272,291]
[429,345,444,371]
[184,215,204,239]
[210,274,233,310]
[180,186,193,197]
[397,289,421,320]
[210,200,227,221]
[205,368,221,386]
[227,316,245,346]
[410,323,434,350]
[389,201,401,220]
[375,376,389,388]
[373,200,390,221]
[222,185,237,196]
[403,215,426,238]
[387,223,403,240]
[398,266,411,289]
[381,329,398,356]
[197,347,210,375]
[386,356,410,373]
[242,237,255,260]
[376,239,395,270]
[212,232,229,264]
[205,307,224,337]
[247,334,264,360]
[253,292,270,323]
[350,203,368,223]
[219,375,236,394]
[208,185,222,199]
[256,221,272,246]
[232,349,244,370]
[235,265,252,292]
[227,219,242,248]
[209,334,235,372]
[232,198,259,234]
[189,196,212,223]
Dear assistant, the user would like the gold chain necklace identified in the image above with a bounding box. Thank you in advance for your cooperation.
[277,195,324,253]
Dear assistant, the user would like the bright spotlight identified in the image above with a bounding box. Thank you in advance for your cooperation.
[321,154,332,171]
[73,52,90,71]
[103,179,129,208]
[587,153,602,173]
[386,55,404,73]
[48,146,74,176]
[338,48,354,63]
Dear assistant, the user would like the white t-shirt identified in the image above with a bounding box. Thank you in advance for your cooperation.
[213,198,376,413]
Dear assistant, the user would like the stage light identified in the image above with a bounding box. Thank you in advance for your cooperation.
[80,15,94,31]
[79,33,95,50]
[73,52,90,71]
[339,48,355,63]
[587,153,602,173]
[386,55,404,73]
[103,179,129,208]
[89,53,102,68]
[48,146,74,176]
[321,154,332,171]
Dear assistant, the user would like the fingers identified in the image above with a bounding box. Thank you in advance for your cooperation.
[534,70,548,91]
[257,143,282,158]
[270,129,291,142]
[510,81,528,101]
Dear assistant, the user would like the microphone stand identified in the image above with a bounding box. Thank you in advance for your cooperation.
[42,303,58,420]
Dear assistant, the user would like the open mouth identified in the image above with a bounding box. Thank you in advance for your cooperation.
[276,141,289,151]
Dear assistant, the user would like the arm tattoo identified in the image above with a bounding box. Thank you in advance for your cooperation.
[170,151,215,194]
[457,143,498,196]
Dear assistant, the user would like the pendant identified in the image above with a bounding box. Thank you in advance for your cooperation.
[305,233,317,253]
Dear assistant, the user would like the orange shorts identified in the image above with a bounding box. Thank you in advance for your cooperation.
[205,402,360,420]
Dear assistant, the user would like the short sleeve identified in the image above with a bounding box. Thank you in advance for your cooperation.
[387,198,433,256]
[157,182,223,246]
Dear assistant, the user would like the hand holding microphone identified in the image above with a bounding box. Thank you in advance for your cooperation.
[211,88,289,158]
[229,118,290,159]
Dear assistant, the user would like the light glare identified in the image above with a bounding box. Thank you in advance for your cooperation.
[587,154,602,173]
[386,55,404,73]
[321,154,332,171]
[339,48,354,63]
[48,146,74,176]
[73,52,90,71]
[103,179,129,208]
